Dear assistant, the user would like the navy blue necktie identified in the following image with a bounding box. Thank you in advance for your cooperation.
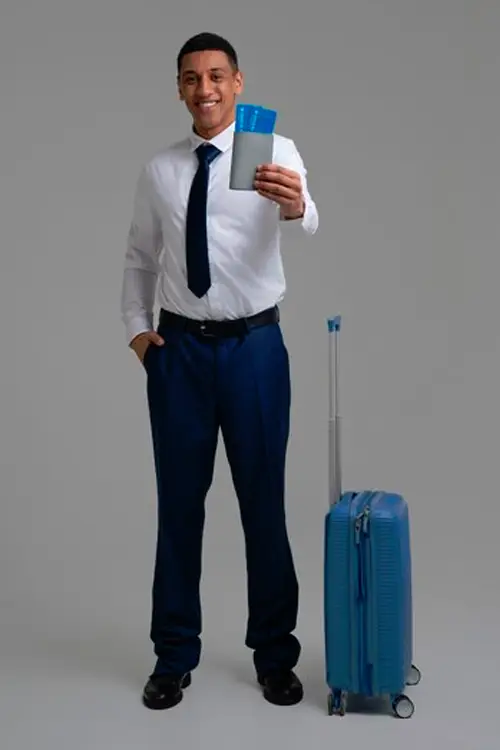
[185,143,221,298]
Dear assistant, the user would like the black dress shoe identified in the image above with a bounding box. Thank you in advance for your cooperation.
[142,672,191,710]
[257,669,304,706]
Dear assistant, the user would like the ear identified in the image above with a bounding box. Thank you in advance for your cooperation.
[177,76,184,101]
[234,69,244,95]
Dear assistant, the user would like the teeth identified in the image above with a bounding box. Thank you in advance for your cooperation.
[199,102,217,108]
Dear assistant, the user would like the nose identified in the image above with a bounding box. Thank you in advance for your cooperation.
[196,75,214,97]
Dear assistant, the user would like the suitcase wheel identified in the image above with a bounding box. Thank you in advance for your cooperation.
[406,664,421,686]
[392,694,415,719]
[328,689,347,716]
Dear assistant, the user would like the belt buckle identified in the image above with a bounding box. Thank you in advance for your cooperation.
[198,322,216,338]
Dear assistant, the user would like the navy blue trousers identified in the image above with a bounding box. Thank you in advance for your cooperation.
[143,316,300,678]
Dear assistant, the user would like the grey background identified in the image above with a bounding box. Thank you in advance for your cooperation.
[3,0,499,748]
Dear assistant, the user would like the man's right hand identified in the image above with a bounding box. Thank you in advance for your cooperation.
[130,330,165,363]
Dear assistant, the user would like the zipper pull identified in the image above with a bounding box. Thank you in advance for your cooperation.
[355,516,362,544]
[362,507,370,535]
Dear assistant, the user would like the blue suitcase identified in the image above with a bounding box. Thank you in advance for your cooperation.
[323,316,421,718]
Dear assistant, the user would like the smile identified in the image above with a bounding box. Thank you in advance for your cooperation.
[197,101,219,110]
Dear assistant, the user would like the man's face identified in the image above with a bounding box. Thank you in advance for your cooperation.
[178,50,243,139]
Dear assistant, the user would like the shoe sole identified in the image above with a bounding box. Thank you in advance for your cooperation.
[257,675,304,706]
[142,672,191,710]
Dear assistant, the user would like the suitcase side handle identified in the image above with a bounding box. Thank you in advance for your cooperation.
[327,315,342,507]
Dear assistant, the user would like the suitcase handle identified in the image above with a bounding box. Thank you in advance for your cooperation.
[327,316,342,507]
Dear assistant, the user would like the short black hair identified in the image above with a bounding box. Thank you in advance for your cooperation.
[177,32,239,74]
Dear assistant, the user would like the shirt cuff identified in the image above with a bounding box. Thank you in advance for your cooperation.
[125,314,154,346]
[280,197,318,234]
[299,197,318,234]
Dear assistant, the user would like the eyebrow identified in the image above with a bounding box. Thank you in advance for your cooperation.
[181,67,227,76]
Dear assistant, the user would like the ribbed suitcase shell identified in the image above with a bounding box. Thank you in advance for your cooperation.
[324,489,413,699]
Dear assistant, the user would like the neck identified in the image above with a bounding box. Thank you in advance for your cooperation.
[192,114,235,141]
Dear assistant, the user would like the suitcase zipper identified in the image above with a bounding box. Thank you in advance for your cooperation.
[355,504,372,695]
[354,511,366,694]
[362,505,374,694]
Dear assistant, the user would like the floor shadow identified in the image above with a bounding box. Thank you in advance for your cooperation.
[345,693,391,715]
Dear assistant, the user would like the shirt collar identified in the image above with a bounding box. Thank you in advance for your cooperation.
[188,120,235,154]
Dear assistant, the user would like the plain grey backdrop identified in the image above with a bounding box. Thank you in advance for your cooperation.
[3,0,499,748]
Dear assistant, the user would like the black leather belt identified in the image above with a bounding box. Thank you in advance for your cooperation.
[159,305,279,338]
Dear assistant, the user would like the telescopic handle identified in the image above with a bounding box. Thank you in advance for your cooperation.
[327,316,342,507]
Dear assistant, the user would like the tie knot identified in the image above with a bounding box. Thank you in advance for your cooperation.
[196,143,221,166]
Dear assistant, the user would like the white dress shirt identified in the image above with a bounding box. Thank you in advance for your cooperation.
[120,120,319,344]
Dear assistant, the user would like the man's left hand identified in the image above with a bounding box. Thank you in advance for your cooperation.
[254,164,305,219]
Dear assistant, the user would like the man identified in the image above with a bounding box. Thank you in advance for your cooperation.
[120,32,318,710]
